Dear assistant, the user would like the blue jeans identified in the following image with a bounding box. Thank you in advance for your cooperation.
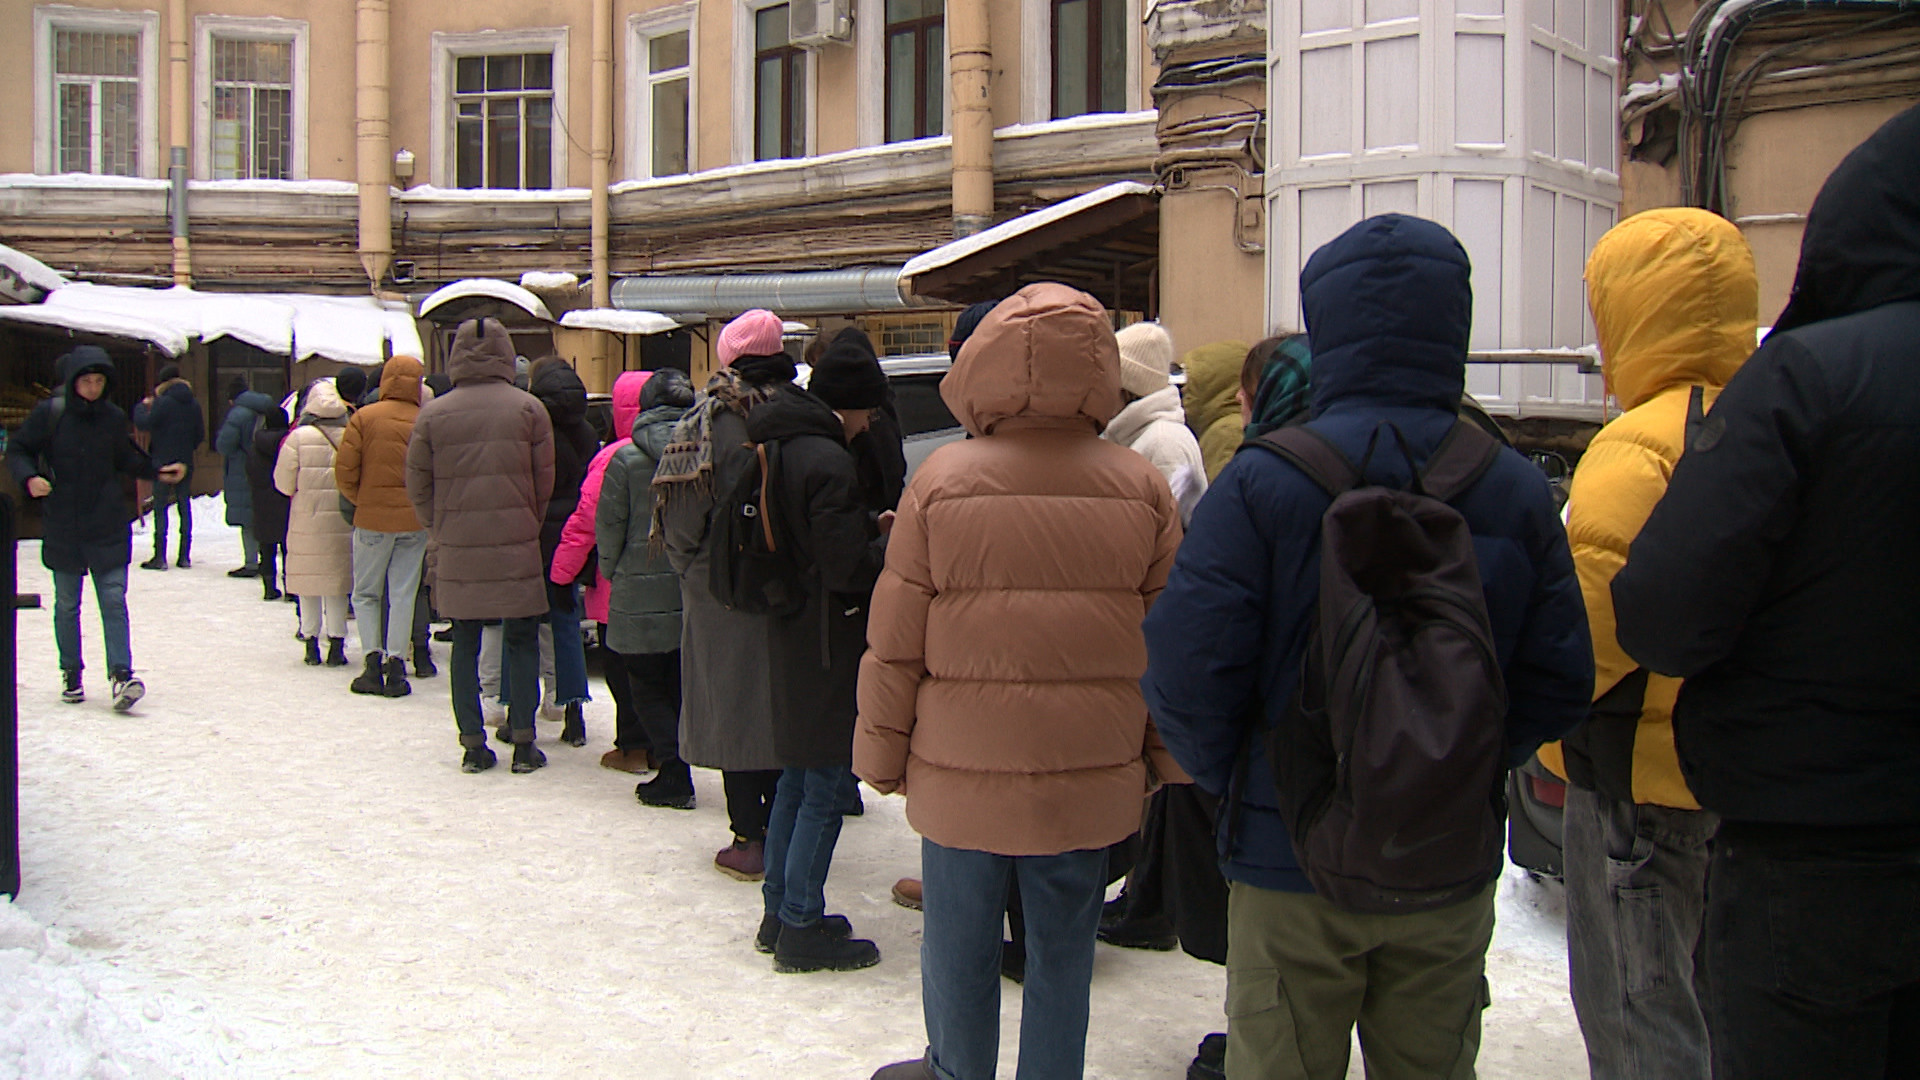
[501,587,589,707]
[920,839,1107,1080]
[149,482,190,562]
[451,616,539,746]
[53,566,132,676]
[763,766,850,928]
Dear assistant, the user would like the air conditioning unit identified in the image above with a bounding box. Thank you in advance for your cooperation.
[789,0,852,47]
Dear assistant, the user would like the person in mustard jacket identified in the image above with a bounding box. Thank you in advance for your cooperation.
[1179,339,1251,481]
[1538,207,1757,1080]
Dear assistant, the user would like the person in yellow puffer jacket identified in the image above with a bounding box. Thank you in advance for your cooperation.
[1541,207,1756,1080]
[1179,340,1251,481]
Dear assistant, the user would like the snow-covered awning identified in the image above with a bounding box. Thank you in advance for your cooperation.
[418,279,555,323]
[901,181,1159,309]
[557,308,679,336]
[0,242,67,304]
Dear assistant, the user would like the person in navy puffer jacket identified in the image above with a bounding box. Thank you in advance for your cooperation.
[1140,213,1592,1080]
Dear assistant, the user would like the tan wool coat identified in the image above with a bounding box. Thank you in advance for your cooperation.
[854,283,1190,857]
[336,355,428,534]
[274,380,354,596]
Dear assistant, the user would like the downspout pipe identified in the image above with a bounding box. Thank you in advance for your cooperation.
[949,0,993,237]
[591,0,613,310]
[356,0,393,291]
[168,0,190,285]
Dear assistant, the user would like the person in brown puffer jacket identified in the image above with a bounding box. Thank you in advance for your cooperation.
[338,355,431,698]
[857,282,1188,1080]
[406,318,555,774]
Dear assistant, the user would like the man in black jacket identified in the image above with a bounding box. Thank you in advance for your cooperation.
[1612,102,1920,1080]
[8,346,187,709]
[133,362,204,569]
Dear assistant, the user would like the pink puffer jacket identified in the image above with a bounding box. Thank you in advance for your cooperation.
[552,370,651,623]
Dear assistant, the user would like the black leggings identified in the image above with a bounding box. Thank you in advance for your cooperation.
[722,769,782,843]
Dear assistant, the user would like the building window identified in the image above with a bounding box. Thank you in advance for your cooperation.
[643,30,691,177]
[210,38,292,179]
[53,28,142,176]
[1052,0,1126,119]
[454,52,555,189]
[885,0,944,142]
[755,5,806,161]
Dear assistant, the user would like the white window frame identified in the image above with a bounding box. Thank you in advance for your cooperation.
[626,5,697,180]
[1020,0,1142,123]
[430,27,570,189]
[733,0,817,164]
[33,4,161,177]
[194,15,310,181]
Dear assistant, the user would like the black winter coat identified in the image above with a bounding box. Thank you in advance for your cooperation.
[530,364,599,601]
[7,349,161,573]
[747,386,887,768]
[1614,103,1920,829]
[849,389,907,514]
[133,380,205,469]
[246,413,293,547]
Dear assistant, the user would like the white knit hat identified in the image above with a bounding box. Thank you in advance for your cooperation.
[1116,322,1174,398]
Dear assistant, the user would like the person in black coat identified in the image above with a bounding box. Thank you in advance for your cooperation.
[132,363,205,569]
[526,357,601,746]
[1611,102,1920,1080]
[245,403,293,600]
[749,350,891,973]
[7,346,186,708]
[819,328,907,516]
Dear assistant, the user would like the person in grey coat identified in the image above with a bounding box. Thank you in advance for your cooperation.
[598,369,696,808]
[214,378,279,577]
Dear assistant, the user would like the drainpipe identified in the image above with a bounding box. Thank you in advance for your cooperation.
[355,0,393,291]
[591,0,613,310]
[949,0,993,237]
[168,0,190,285]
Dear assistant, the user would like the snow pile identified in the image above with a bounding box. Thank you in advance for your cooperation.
[519,271,580,291]
[0,243,68,295]
[559,308,678,335]
[418,278,555,322]
[0,284,419,365]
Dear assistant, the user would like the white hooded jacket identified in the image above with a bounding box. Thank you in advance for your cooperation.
[1101,385,1207,524]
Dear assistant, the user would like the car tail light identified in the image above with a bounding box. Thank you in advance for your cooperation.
[1529,775,1567,808]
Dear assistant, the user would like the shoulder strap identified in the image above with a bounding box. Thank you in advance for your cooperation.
[1416,419,1502,503]
[1684,385,1706,448]
[1246,427,1361,499]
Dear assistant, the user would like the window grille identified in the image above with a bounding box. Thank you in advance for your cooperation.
[211,38,293,180]
[453,52,555,189]
[53,29,141,176]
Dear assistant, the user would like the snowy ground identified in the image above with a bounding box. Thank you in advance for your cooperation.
[5,502,1587,1079]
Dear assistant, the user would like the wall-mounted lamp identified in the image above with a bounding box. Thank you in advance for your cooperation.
[393,148,416,187]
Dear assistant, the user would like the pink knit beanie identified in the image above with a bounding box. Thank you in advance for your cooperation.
[717,309,786,366]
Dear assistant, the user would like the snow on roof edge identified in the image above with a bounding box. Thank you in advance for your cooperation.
[558,308,679,335]
[902,181,1156,280]
[1,242,68,294]
[0,303,189,355]
[418,279,556,322]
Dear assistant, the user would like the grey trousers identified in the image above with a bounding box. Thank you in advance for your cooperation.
[350,528,427,658]
[1563,786,1717,1080]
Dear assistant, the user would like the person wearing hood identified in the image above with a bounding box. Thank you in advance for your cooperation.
[1105,322,1207,524]
[858,283,1186,1080]
[522,356,599,748]
[1181,339,1253,481]
[1141,215,1592,1079]
[244,402,292,601]
[555,369,657,773]
[8,346,186,710]
[133,363,205,570]
[657,308,795,882]
[337,356,433,698]
[407,319,556,775]
[215,377,280,577]
[275,379,355,669]
[591,369,697,802]
[1611,103,1920,1080]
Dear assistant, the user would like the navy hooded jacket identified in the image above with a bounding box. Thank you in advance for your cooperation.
[133,379,205,469]
[1141,214,1593,892]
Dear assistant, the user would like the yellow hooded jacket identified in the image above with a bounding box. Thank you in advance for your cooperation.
[1180,340,1251,481]
[1537,208,1757,809]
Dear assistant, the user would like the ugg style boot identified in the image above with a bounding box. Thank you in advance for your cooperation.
[350,653,386,695]
[303,637,323,666]
[382,656,411,698]
[600,747,656,774]
[511,743,547,774]
[324,637,348,666]
[772,919,880,973]
[560,703,586,746]
[636,758,696,810]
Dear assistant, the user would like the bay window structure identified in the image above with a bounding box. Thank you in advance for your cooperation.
[1052,0,1127,118]
[455,52,556,189]
[209,38,293,180]
[755,5,807,161]
[885,0,945,143]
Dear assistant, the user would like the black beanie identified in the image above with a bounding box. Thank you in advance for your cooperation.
[334,366,368,405]
[809,336,888,410]
[948,299,1001,360]
[156,363,180,384]
[641,367,695,410]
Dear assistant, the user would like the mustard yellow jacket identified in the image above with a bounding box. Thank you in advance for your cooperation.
[1537,208,1757,810]
[1181,340,1250,481]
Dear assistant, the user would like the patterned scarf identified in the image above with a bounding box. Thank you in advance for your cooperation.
[648,366,781,541]
[1245,335,1314,439]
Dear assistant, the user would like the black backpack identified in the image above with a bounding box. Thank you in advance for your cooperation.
[708,436,807,617]
[1249,419,1508,915]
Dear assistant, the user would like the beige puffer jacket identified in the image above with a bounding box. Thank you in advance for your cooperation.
[854,283,1189,857]
[274,379,353,596]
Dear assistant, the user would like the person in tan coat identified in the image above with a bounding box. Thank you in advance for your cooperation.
[857,283,1187,1080]
[275,378,354,667]
[337,355,432,698]
[406,319,555,774]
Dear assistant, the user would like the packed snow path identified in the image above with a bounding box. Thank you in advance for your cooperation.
[7,504,1585,1078]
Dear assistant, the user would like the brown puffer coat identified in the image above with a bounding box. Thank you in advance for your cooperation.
[405,319,554,620]
[274,379,353,597]
[854,283,1189,857]
[336,355,427,533]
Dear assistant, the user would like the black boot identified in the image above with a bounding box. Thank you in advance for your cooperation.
[412,640,437,678]
[511,743,547,774]
[140,554,168,571]
[382,656,411,698]
[303,637,322,666]
[325,637,348,666]
[772,919,880,973]
[262,582,282,601]
[755,912,852,955]
[636,758,696,809]
[560,703,586,746]
[461,746,497,773]
[350,653,386,695]
[175,549,190,569]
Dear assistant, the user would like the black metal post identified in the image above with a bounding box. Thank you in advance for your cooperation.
[2,494,20,898]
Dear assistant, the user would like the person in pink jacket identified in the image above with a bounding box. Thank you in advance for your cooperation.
[552,369,655,772]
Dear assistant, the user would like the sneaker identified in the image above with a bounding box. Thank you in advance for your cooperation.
[109,672,145,713]
[381,656,411,698]
[411,642,437,678]
[773,918,880,974]
[756,912,852,955]
[714,839,766,881]
[61,670,83,704]
[891,878,923,911]
[600,748,656,774]
[636,760,696,810]
[227,565,260,578]
[560,703,586,747]
[349,653,386,695]
[511,743,547,774]
[461,746,498,773]
[139,556,167,571]
[303,637,322,666]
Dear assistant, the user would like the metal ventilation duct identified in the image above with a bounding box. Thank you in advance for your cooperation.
[609,267,924,317]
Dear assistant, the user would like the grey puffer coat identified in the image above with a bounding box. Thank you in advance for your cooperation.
[598,402,688,656]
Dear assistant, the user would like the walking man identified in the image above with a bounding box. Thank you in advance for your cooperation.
[337,355,431,698]
[133,362,203,570]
